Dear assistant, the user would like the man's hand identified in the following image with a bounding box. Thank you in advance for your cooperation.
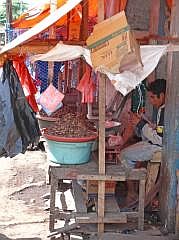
[108,135,124,147]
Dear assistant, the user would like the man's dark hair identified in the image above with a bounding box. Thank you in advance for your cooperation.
[147,78,166,97]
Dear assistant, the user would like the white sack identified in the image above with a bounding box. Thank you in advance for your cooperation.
[102,45,168,95]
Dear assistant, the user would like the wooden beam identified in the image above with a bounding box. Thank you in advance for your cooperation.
[6,0,12,26]
[80,0,89,41]
[97,0,105,235]
[98,0,105,23]
[160,0,179,232]
[175,170,179,237]
[48,0,58,84]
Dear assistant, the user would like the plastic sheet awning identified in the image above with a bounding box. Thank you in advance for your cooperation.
[31,43,178,96]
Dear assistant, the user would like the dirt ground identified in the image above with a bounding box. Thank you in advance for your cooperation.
[0,150,49,240]
[0,149,176,240]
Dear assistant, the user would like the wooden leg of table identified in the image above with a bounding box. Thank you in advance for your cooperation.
[98,181,105,234]
[138,179,145,230]
[49,173,58,232]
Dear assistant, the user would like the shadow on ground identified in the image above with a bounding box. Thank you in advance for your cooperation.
[0,234,41,240]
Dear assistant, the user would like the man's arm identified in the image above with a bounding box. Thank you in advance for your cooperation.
[141,123,162,146]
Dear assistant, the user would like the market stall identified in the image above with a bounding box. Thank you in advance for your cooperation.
[0,0,179,239]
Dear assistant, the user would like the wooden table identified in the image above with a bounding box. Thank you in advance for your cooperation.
[48,156,146,238]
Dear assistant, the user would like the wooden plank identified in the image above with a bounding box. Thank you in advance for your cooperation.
[6,0,12,27]
[97,0,105,233]
[78,174,126,181]
[72,180,87,213]
[175,170,179,236]
[98,0,105,23]
[76,212,127,224]
[50,163,146,181]
[49,174,58,232]
[98,181,105,233]
[48,0,57,83]
[80,0,89,41]
[88,232,171,240]
[98,72,106,174]
[160,0,179,231]
[54,210,139,221]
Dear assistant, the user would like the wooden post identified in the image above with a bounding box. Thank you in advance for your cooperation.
[6,0,12,43]
[79,0,89,113]
[97,0,105,235]
[145,0,161,118]
[176,170,179,237]
[6,0,12,25]
[148,0,160,83]
[80,0,89,41]
[160,0,179,232]
[48,0,57,84]
[138,179,145,230]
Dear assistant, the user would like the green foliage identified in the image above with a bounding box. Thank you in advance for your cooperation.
[0,0,28,25]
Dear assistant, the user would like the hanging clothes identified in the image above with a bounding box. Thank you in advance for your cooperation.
[0,68,22,157]
[35,61,62,93]
[166,0,173,9]
[13,57,39,113]
[2,60,41,154]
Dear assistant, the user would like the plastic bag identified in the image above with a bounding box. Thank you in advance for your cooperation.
[39,84,64,116]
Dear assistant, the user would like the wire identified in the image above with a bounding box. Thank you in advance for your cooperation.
[136,84,143,114]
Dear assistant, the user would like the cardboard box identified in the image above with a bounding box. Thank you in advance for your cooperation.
[87,180,116,195]
[86,11,142,73]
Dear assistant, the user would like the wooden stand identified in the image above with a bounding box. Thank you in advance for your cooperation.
[48,155,146,239]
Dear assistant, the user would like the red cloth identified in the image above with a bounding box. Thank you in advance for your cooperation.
[166,0,173,9]
[13,58,39,113]
[77,65,95,103]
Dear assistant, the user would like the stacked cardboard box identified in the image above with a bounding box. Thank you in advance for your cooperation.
[86,11,142,73]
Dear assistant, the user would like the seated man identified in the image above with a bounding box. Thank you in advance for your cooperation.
[108,78,166,206]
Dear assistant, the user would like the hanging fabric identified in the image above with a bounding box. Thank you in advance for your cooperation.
[13,57,39,113]
[166,0,173,9]
[0,68,22,157]
[2,60,41,153]
[77,64,96,103]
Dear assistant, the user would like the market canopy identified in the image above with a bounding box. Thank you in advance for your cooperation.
[11,0,128,29]
[0,0,83,56]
